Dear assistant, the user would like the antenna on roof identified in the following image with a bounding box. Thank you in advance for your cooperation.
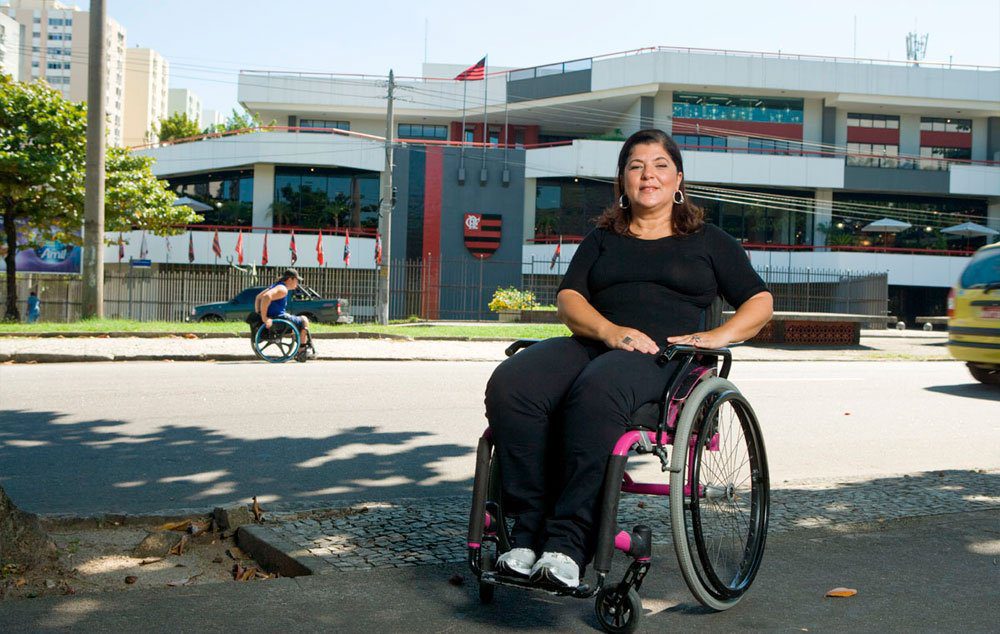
[906,32,929,66]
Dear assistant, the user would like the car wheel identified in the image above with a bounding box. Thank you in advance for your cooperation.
[199,314,224,323]
[967,364,1000,387]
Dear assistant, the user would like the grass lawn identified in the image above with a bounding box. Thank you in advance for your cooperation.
[0,319,570,340]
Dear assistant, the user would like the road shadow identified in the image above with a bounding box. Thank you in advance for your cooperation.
[0,409,474,515]
[924,383,1000,401]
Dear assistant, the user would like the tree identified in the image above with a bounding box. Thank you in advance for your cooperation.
[204,108,276,135]
[156,111,201,143]
[0,73,203,321]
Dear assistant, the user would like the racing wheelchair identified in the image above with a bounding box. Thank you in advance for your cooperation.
[244,312,315,363]
[468,341,769,633]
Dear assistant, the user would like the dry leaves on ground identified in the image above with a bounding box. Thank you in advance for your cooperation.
[825,587,858,598]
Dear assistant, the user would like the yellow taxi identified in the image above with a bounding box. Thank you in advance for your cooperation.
[947,241,1000,386]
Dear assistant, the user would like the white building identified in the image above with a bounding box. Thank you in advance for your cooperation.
[138,47,1000,320]
[2,0,127,144]
[201,107,226,130]
[167,87,201,127]
[123,47,168,147]
[0,10,21,80]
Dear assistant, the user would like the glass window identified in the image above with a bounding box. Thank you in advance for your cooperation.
[673,92,803,124]
[299,119,350,132]
[271,166,380,229]
[397,123,447,140]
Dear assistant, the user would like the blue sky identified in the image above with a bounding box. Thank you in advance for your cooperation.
[80,0,1000,114]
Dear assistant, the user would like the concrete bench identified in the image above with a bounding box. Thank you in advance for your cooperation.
[723,311,888,346]
[916,316,948,331]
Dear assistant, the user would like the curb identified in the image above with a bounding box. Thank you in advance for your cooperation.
[237,524,316,577]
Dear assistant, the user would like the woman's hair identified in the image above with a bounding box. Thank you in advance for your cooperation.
[595,128,704,236]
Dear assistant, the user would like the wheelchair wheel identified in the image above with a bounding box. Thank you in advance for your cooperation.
[669,377,769,611]
[594,587,642,634]
[253,319,301,363]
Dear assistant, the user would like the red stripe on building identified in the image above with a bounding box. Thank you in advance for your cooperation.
[422,146,443,319]
[672,118,803,141]
[920,130,972,149]
[464,230,501,239]
[847,127,900,144]
[465,241,501,249]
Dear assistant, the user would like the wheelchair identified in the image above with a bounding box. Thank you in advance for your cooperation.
[468,341,769,633]
[244,312,315,363]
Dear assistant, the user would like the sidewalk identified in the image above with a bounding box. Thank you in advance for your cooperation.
[0,330,951,363]
[3,509,996,632]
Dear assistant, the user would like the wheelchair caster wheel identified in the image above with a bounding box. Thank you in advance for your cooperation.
[594,587,642,634]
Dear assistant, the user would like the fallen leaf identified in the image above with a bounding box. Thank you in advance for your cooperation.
[226,547,246,561]
[212,556,224,564]
[167,574,201,587]
[139,558,163,566]
[183,333,198,339]
[448,573,465,586]
[159,519,193,532]
[826,587,858,598]
[252,496,264,523]
[187,521,210,537]
[124,576,138,584]
[168,535,190,556]
[844,412,851,416]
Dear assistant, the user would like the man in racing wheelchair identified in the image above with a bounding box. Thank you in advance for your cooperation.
[250,267,315,362]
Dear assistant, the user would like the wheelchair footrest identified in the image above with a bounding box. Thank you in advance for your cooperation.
[480,571,594,599]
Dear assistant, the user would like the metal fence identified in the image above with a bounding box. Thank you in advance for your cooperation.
[9,261,887,324]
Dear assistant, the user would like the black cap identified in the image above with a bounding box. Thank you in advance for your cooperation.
[282,267,303,282]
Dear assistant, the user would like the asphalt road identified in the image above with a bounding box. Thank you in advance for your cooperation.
[1,359,997,515]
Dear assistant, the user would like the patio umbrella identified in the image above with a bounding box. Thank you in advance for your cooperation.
[173,196,214,213]
[940,221,999,238]
[942,221,999,251]
[862,218,912,249]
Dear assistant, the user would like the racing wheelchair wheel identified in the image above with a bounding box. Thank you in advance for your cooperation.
[594,586,642,634]
[253,318,301,363]
[669,376,769,611]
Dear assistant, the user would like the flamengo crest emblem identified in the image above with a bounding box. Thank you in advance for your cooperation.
[463,213,502,259]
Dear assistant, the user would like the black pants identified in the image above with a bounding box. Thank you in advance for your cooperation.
[484,336,680,568]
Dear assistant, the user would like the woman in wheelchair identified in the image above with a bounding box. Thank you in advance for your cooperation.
[484,129,773,591]
[254,268,315,361]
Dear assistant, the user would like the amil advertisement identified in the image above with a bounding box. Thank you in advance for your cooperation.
[0,218,83,274]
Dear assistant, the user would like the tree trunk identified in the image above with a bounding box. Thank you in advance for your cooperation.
[0,485,56,568]
[3,207,20,322]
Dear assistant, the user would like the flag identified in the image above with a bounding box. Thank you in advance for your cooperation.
[374,232,383,265]
[316,231,325,266]
[139,231,148,259]
[117,233,124,262]
[343,230,351,267]
[455,56,486,81]
[211,230,222,257]
[235,231,244,265]
[165,235,172,260]
[188,232,195,263]
[289,231,298,265]
[550,235,562,270]
[261,232,269,266]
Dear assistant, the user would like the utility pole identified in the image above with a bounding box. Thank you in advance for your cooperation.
[81,0,107,318]
[376,70,395,325]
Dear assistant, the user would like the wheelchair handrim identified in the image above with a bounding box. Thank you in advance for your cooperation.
[254,319,301,362]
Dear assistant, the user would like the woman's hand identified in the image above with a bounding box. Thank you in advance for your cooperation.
[666,329,733,349]
[602,325,659,354]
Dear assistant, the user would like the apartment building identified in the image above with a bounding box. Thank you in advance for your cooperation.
[0,10,20,80]
[167,87,201,127]
[122,47,168,147]
[2,0,127,144]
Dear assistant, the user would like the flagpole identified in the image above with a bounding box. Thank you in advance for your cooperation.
[459,80,467,173]
[482,54,488,172]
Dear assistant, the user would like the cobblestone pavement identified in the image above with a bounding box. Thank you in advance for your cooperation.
[0,331,950,362]
[259,468,998,574]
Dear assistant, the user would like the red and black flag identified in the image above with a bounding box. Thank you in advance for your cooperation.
[261,232,269,266]
[454,57,486,81]
[188,232,195,263]
[117,233,125,262]
[374,232,382,265]
[463,213,502,259]
[550,235,562,270]
[316,231,325,266]
[343,230,351,267]
[235,231,244,265]
[289,231,298,265]
[211,230,222,258]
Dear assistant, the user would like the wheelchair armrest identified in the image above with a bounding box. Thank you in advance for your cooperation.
[505,339,541,357]
[657,344,732,378]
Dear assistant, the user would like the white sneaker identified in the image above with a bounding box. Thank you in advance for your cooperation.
[529,551,580,589]
[496,547,536,577]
